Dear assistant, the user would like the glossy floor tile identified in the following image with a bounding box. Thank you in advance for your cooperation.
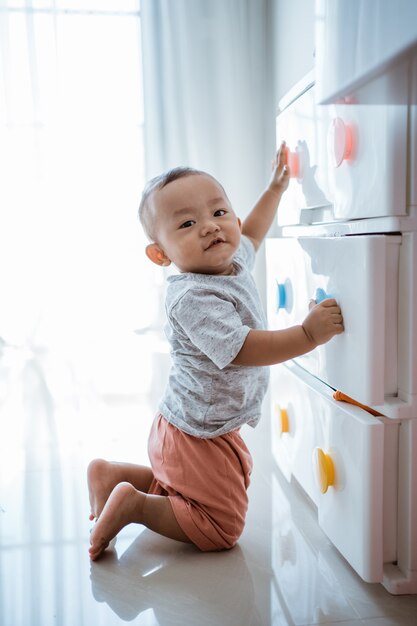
[1,342,417,625]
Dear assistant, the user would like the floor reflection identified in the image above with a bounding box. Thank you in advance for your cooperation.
[271,472,354,625]
[2,344,417,625]
[90,532,261,625]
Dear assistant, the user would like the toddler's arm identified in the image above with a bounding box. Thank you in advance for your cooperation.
[241,142,290,251]
[232,299,344,366]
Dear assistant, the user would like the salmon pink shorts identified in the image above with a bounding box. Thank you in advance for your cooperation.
[147,414,253,552]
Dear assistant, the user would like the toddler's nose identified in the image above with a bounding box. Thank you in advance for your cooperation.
[201,220,220,237]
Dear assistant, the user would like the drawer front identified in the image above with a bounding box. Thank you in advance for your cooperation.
[276,84,407,225]
[266,235,400,406]
[271,364,321,503]
[271,363,386,582]
[271,363,293,480]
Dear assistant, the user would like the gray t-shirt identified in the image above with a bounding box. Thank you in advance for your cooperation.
[159,235,269,438]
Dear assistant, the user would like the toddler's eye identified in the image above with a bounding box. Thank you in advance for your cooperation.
[179,220,195,229]
[214,209,226,217]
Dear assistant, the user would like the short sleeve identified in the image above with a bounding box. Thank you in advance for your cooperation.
[236,235,256,271]
[170,289,251,369]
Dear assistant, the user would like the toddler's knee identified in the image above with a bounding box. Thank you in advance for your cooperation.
[221,536,239,551]
[87,458,107,477]
[198,533,240,552]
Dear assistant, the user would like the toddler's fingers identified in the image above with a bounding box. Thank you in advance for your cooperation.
[320,298,338,307]
[272,143,285,169]
[308,298,316,310]
[328,305,342,315]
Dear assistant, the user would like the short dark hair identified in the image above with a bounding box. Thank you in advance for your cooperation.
[138,166,226,241]
[138,167,206,241]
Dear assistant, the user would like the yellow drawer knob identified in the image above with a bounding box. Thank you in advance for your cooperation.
[313,447,335,494]
[275,405,289,435]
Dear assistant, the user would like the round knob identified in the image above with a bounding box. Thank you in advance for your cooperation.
[315,287,333,304]
[277,283,286,309]
[313,447,335,494]
[329,118,354,167]
[276,279,293,312]
[285,148,302,180]
[275,405,289,435]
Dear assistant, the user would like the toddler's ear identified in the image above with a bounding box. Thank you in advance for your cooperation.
[237,217,242,231]
[146,243,171,267]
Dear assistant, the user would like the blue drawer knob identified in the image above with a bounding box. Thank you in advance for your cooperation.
[276,279,293,312]
[277,283,287,309]
[315,287,334,304]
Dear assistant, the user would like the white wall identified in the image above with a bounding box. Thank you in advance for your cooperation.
[272,0,315,106]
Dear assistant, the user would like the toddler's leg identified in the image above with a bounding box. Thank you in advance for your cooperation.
[89,482,191,560]
[87,458,154,521]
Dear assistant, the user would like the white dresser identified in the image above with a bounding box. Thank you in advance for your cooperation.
[266,72,417,594]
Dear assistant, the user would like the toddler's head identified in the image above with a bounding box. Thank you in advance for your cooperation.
[138,167,242,275]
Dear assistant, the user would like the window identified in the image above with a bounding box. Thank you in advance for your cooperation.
[0,1,162,394]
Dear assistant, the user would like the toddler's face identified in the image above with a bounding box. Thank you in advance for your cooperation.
[147,174,242,275]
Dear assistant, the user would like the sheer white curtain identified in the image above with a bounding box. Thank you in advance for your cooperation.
[0,1,162,396]
[140,0,276,224]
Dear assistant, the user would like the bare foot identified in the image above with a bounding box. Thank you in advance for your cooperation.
[87,458,121,521]
[89,482,144,560]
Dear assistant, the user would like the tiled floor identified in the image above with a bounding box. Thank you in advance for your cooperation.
[1,341,417,626]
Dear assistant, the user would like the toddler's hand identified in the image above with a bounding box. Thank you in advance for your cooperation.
[302,298,344,346]
[268,141,290,195]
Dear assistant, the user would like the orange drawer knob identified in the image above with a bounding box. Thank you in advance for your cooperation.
[275,405,289,435]
[313,447,335,494]
[329,117,355,167]
[284,146,303,179]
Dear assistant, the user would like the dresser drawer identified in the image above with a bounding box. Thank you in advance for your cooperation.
[266,235,400,407]
[271,363,393,582]
[271,364,321,504]
[276,81,407,226]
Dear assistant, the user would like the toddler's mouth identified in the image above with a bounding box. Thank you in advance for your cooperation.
[206,237,225,250]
